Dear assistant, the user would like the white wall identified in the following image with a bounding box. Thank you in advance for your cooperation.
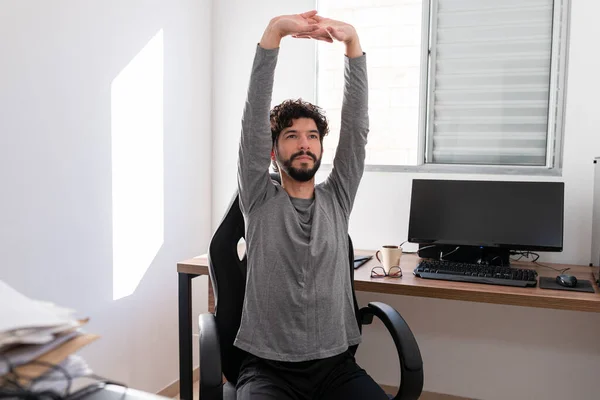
[212,0,600,399]
[0,0,211,393]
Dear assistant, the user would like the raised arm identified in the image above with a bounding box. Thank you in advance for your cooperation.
[331,46,369,216]
[298,18,368,216]
[237,11,320,214]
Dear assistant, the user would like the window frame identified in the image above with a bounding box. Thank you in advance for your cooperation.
[316,0,571,176]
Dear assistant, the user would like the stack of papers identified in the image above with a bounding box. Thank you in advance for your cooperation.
[0,280,99,394]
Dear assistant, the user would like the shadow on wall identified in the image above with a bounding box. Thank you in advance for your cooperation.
[0,4,175,308]
[0,1,213,387]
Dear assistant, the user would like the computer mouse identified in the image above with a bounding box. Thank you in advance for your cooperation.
[556,274,577,288]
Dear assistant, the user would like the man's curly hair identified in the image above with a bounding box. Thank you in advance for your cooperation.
[270,99,329,173]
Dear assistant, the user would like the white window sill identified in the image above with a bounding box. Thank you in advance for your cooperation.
[319,163,562,177]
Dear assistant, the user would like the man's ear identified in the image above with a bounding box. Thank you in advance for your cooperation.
[271,148,276,162]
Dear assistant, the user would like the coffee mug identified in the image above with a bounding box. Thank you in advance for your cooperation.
[375,245,403,273]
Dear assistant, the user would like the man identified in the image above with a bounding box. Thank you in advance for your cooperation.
[235,10,387,400]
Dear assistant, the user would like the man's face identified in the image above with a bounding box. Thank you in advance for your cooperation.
[273,118,323,182]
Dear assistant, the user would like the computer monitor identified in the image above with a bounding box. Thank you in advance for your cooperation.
[408,179,564,265]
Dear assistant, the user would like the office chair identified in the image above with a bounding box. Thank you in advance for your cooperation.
[198,174,424,400]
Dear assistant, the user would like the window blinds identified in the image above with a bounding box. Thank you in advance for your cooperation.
[428,0,554,165]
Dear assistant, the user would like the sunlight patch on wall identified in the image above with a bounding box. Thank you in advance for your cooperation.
[111,29,164,301]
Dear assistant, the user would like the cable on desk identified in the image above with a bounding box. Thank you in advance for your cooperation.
[510,251,570,274]
[403,244,437,255]
[440,246,460,260]
[488,255,504,267]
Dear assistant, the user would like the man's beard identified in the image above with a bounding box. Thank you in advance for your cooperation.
[278,150,322,182]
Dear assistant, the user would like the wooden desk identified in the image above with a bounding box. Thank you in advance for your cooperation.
[176,250,600,399]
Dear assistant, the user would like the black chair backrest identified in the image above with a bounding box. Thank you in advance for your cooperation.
[207,190,248,385]
[208,173,361,384]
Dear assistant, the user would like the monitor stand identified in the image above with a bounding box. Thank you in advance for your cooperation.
[417,244,511,267]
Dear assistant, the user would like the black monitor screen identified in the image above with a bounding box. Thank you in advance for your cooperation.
[408,179,564,252]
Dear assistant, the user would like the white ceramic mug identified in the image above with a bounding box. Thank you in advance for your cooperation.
[375,245,403,273]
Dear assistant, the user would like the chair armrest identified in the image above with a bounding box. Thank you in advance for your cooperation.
[360,302,423,400]
[198,313,223,400]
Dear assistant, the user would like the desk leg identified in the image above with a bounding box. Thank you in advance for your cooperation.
[178,272,193,400]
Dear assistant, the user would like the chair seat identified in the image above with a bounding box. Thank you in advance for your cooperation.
[223,381,237,400]
[222,379,393,399]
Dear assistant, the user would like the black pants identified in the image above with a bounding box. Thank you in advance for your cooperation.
[236,349,389,400]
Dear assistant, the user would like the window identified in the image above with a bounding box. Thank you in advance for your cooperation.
[316,0,570,173]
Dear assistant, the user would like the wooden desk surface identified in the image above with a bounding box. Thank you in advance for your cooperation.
[178,249,600,313]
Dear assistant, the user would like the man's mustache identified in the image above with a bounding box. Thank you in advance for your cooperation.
[291,151,317,162]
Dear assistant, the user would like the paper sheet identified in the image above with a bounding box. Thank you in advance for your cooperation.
[0,330,80,375]
[28,355,93,394]
[0,280,77,333]
[12,333,100,383]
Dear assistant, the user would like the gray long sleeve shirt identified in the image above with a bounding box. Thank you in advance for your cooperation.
[234,45,369,362]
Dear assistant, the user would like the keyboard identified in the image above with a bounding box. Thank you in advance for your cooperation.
[414,260,538,287]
